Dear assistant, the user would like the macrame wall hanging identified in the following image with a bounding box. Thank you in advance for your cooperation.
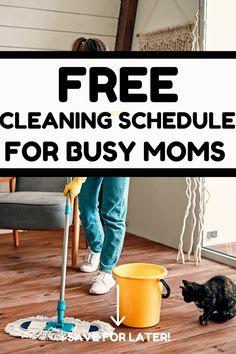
[137,0,199,51]
[177,177,210,266]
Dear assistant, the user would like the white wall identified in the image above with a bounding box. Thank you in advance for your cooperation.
[127,177,236,251]
[206,0,236,50]
[132,0,199,50]
[127,177,191,250]
[0,0,120,51]
[203,178,236,246]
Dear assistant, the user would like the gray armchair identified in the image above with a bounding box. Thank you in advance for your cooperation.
[0,177,80,269]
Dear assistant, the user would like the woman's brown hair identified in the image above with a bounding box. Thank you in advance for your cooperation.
[72,37,107,52]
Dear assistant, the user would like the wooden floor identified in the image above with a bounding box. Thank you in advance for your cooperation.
[0,230,236,354]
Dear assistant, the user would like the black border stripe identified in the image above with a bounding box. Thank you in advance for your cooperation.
[1,51,236,59]
[0,169,235,177]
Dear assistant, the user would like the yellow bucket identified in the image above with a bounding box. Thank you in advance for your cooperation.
[113,263,170,328]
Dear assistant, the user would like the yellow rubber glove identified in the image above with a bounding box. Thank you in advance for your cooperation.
[64,177,87,205]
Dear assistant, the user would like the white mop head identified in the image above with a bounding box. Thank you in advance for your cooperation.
[5,316,114,342]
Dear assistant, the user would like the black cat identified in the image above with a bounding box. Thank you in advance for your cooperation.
[180,275,236,325]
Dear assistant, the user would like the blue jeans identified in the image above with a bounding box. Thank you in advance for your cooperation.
[79,177,130,273]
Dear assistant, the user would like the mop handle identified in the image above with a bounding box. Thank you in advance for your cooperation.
[59,177,72,301]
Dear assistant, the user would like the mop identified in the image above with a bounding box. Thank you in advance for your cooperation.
[5,178,114,342]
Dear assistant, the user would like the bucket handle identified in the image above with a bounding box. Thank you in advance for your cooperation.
[160,279,171,299]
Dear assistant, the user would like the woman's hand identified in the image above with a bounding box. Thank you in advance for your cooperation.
[64,177,87,205]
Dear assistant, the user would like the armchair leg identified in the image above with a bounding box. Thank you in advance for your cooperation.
[72,196,80,269]
[13,230,19,247]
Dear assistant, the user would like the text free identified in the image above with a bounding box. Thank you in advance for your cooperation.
[59,66,178,103]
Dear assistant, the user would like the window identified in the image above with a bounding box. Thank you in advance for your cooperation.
[203,0,236,51]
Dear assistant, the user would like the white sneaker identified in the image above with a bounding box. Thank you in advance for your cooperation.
[79,249,100,273]
[90,271,116,295]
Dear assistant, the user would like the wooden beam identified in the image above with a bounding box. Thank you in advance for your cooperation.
[115,0,138,51]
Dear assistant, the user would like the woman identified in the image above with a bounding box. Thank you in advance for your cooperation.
[71,37,108,51]
[65,38,130,295]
